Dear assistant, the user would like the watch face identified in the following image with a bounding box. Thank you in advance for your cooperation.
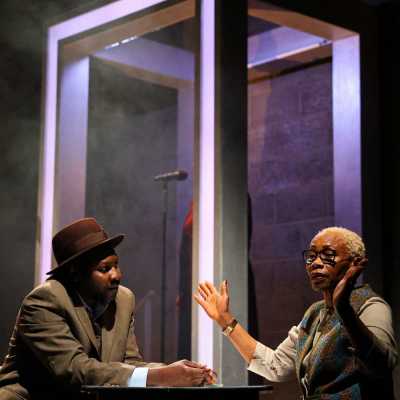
[222,319,237,336]
[222,326,232,336]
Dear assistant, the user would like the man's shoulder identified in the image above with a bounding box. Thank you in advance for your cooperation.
[24,279,95,314]
[19,280,74,320]
[116,285,135,304]
[117,285,133,295]
[24,279,68,302]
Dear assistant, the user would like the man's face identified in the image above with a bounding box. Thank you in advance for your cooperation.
[77,249,122,306]
[305,231,352,292]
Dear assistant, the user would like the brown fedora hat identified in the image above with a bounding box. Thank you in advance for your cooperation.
[47,217,124,275]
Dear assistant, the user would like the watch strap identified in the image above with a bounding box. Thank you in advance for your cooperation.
[222,318,238,336]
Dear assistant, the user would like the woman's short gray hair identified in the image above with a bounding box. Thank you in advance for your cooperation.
[313,227,366,258]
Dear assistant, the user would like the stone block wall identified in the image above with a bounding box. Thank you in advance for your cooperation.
[248,62,334,398]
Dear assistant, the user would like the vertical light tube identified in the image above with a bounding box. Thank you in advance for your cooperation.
[332,35,361,234]
[37,30,58,284]
[197,0,215,369]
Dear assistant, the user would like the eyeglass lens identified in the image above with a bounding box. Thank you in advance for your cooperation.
[303,249,336,264]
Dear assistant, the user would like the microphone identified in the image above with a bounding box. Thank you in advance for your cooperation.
[154,170,188,182]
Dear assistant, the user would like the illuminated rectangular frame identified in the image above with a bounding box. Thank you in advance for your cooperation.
[38,0,215,368]
[196,0,215,370]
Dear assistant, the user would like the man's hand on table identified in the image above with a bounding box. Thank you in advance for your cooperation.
[147,359,217,387]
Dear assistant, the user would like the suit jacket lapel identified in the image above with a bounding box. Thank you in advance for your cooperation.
[75,305,100,357]
[70,287,119,362]
[100,300,117,362]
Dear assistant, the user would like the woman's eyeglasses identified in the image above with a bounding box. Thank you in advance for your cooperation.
[302,249,336,266]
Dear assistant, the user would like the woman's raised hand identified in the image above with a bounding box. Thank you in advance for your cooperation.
[194,280,232,328]
[195,280,258,364]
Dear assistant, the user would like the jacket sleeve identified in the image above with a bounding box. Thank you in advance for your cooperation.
[357,297,398,373]
[18,286,135,388]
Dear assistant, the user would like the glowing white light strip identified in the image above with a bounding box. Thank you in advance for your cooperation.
[197,0,215,369]
[39,0,167,283]
[39,34,58,284]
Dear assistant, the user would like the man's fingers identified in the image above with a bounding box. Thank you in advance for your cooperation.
[183,360,204,369]
[206,368,217,382]
[193,374,206,386]
[183,364,210,386]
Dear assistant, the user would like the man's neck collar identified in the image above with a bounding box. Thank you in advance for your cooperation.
[76,291,110,320]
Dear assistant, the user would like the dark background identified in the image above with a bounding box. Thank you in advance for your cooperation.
[1,0,400,397]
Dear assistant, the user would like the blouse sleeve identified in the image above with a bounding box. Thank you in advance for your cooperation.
[247,325,299,382]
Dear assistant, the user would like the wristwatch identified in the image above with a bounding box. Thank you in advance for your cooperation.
[222,318,238,336]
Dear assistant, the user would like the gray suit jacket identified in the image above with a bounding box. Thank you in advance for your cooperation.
[0,278,160,399]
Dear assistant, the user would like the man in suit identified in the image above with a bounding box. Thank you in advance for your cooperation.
[0,218,212,400]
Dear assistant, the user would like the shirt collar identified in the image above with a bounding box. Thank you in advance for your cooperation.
[76,291,110,321]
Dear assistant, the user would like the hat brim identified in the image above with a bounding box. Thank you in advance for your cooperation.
[47,234,125,275]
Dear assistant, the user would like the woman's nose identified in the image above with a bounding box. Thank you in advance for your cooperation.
[309,256,324,270]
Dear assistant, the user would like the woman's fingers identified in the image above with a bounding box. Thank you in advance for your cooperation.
[194,293,204,306]
[347,266,365,286]
[205,281,217,294]
[220,280,228,296]
[199,282,212,297]
[197,285,208,301]
[198,280,228,297]
[219,281,224,295]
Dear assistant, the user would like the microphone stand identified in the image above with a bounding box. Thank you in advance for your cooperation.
[160,180,168,362]
[154,170,187,362]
